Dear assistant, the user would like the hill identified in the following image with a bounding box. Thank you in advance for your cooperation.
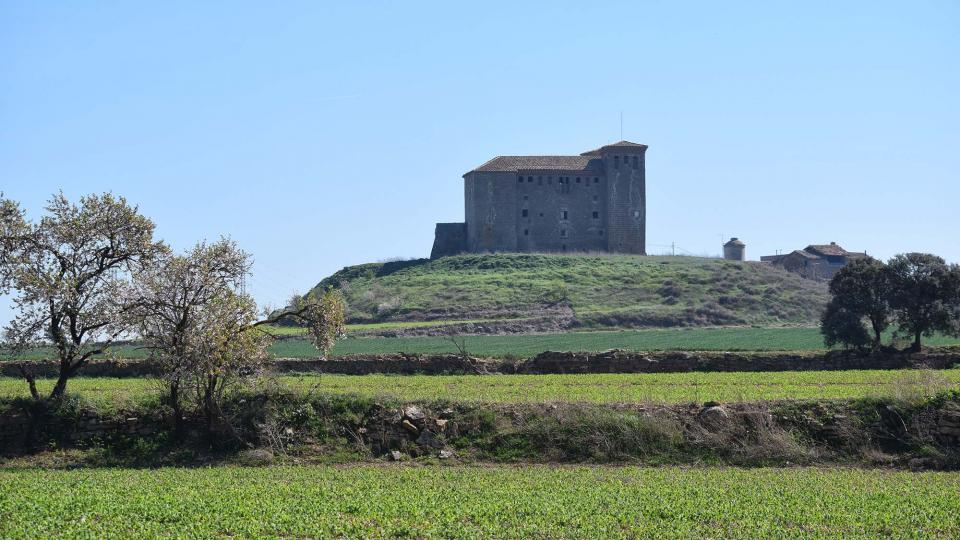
[307,254,829,332]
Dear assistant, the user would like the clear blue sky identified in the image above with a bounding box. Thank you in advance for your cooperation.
[2,1,958,324]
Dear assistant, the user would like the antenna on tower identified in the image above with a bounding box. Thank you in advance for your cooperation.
[620,111,623,140]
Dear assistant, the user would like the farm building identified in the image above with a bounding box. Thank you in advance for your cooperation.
[431,141,647,258]
[761,242,869,280]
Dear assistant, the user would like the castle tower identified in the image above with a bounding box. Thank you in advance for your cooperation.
[581,141,647,255]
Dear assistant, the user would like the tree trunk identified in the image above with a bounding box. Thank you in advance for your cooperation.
[48,363,72,400]
[870,320,882,349]
[912,331,923,352]
[17,365,40,400]
[204,376,217,434]
[169,380,183,433]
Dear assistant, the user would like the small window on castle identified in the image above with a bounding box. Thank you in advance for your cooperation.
[593,195,598,201]
[538,177,543,185]
[522,209,529,218]
[614,156,619,169]
[527,176,533,183]
[592,211,599,219]
[599,229,604,236]
[539,212,544,217]
[632,156,638,169]
[560,210,568,220]
[576,177,581,183]
[524,229,529,236]
[560,229,567,238]
[518,177,523,184]
[594,177,599,184]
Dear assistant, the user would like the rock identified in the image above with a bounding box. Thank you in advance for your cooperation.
[403,405,426,422]
[699,405,730,426]
[416,429,443,448]
[401,419,419,434]
[438,449,454,459]
[237,448,275,466]
[389,450,404,461]
[435,419,448,430]
[283,427,294,436]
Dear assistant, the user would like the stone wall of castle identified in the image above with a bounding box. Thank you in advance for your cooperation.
[432,142,647,257]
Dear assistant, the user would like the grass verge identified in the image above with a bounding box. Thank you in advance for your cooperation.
[3,369,959,407]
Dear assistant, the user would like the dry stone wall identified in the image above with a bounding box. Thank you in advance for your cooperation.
[2,348,957,378]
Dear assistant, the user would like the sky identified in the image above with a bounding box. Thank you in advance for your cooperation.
[1,1,958,325]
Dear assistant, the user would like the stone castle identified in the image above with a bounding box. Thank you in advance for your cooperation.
[431,141,647,258]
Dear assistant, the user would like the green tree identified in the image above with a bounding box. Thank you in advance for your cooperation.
[820,300,871,350]
[825,258,892,349]
[886,253,954,351]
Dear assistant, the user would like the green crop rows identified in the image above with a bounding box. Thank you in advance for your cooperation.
[310,327,960,358]
[7,327,960,361]
[3,369,958,409]
[1,465,958,539]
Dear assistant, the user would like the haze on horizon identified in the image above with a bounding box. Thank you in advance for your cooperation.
[2,0,958,325]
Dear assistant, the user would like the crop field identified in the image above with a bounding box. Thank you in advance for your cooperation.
[1,465,957,539]
[6,327,960,361]
[301,327,960,358]
[2,369,958,408]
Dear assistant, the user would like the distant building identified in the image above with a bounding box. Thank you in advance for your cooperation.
[723,238,745,261]
[761,242,868,280]
[431,141,648,258]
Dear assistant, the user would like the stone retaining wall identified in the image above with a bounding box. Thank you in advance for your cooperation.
[0,408,159,451]
[2,349,957,379]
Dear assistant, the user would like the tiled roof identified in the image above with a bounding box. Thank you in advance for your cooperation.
[469,155,600,173]
[790,249,821,260]
[466,141,647,173]
[805,243,848,257]
[724,238,745,247]
[581,140,649,156]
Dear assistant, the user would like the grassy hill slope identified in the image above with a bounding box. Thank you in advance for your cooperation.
[308,254,830,330]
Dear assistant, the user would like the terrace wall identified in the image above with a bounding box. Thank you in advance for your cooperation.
[3,348,957,378]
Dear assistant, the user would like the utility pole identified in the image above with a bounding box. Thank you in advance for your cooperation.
[671,242,675,256]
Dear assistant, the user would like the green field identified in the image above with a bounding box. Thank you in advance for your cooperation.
[7,326,958,361]
[3,369,958,408]
[310,253,830,328]
[316,326,960,358]
[1,465,957,538]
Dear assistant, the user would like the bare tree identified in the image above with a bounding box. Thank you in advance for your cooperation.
[132,239,346,433]
[274,288,346,357]
[131,238,251,425]
[1,193,166,399]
